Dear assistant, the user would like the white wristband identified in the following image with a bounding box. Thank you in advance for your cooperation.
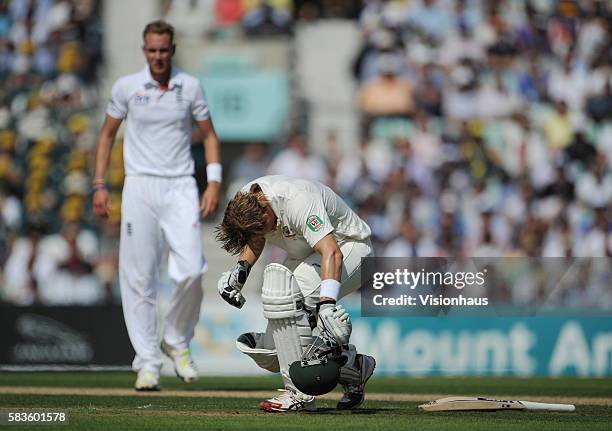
[206,163,222,183]
[320,279,341,300]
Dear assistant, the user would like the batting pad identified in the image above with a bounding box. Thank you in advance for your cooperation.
[262,263,313,392]
[262,264,304,319]
[236,331,280,373]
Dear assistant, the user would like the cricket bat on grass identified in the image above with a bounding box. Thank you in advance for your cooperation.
[418,396,576,412]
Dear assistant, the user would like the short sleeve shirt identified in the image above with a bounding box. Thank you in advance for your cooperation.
[106,65,211,177]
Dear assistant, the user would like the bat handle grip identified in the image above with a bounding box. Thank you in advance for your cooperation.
[520,401,576,412]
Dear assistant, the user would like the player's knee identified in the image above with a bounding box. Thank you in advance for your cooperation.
[172,270,203,289]
[261,263,304,320]
[168,258,205,286]
[291,262,323,298]
[120,268,157,298]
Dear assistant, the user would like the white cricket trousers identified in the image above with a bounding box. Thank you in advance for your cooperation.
[119,175,206,373]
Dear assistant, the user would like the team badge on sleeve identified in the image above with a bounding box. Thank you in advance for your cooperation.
[307,214,324,232]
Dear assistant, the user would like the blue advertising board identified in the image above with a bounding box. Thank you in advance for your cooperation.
[349,315,612,377]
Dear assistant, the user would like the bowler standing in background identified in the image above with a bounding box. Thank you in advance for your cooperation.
[92,20,222,391]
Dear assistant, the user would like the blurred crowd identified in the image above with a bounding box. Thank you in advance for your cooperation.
[0,0,112,305]
[1,0,610,308]
[347,0,612,262]
[162,0,360,37]
[230,0,612,260]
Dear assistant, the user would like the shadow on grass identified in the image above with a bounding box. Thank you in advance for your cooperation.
[308,408,393,415]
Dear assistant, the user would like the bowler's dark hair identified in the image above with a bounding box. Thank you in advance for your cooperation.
[143,20,175,44]
[216,192,268,255]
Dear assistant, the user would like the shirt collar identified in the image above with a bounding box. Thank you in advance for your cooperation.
[142,65,182,89]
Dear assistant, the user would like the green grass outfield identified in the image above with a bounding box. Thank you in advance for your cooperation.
[0,373,611,431]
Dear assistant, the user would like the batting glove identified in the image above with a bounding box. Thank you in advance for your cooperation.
[218,260,251,309]
[317,301,352,345]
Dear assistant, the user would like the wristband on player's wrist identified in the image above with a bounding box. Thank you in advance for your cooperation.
[206,163,222,183]
[92,183,108,194]
[320,278,341,300]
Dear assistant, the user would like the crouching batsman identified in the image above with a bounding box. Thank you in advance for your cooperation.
[216,175,376,412]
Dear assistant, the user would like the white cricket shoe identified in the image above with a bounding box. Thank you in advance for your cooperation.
[134,369,160,391]
[337,354,376,410]
[260,389,317,412]
[161,340,199,383]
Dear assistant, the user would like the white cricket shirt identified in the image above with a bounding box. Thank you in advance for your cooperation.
[242,175,371,259]
[106,65,211,177]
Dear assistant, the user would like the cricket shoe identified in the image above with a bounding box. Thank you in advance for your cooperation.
[134,369,160,391]
[260,389,317,412]
[337,354,376,410]
[161,340,199,383]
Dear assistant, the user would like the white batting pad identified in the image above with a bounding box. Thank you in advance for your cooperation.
[236,332,280,373]
[262,263,313,392]
[262,263,304,319]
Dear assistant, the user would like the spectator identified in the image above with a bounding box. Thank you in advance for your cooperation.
[227,141,269,197]
[543,101,573,151]
[243,0,292,36]
[384,217,436,257]
[476,73,523,119]
[439,23,485,66]
[358,53,414,117]
[586,79,612,122]
[575,208,610,257]
[267,133,328,182]
[2,223,44,305]
[409,110,442,169]
[414,63,443,116]
[407,0,451,43]
[548,52,588,110]
[34,222,102,305]
[576,153,612,209]
[517,58,548,102]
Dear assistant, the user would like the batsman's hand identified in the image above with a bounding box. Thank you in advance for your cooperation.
[93,189,111,218]
[317,302,352,345]
[217,261,251,309]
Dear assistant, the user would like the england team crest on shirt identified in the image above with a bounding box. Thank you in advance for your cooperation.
[134,93,150,105]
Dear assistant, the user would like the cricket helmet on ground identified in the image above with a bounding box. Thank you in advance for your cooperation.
[288,333,348,396]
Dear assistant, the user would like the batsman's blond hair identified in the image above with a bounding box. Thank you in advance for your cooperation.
[216,192,268,255]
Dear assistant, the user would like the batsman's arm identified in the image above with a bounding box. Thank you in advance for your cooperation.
[92,114,123,218]
[196,119,221,218]
[218,236,266,309]
[313,233,343,301]
[241,235,266,267]
[313,233,351,345]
